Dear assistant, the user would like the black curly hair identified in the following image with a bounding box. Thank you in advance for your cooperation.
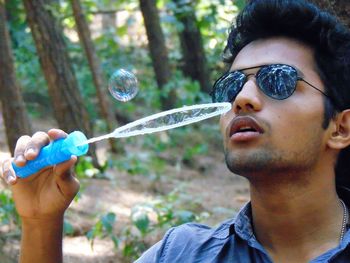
[223,0,350,191]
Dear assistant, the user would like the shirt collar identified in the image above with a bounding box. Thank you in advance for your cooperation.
[233,202,255,240]
[212,187,350,243]
[212,202,254,240]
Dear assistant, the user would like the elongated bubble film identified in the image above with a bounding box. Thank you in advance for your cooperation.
[82,102,231,144]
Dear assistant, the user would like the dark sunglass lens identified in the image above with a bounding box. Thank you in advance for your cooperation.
[212,71,246,102]
[257,64,298,100]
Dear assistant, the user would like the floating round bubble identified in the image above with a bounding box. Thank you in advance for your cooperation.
[108,69,139,102]
[81,102,232,144]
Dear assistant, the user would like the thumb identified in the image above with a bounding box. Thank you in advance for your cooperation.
[53,156,80,200]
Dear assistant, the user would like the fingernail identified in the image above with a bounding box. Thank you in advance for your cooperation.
[5,170,16,184]
[15,155,25,163]
[25,148,36,155]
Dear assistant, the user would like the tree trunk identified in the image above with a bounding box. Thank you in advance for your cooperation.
[172,0,211,94]
[0,1,32,154]
[310,0,350,28]
[70,0,121,153]
[139,0,176,110]
[22,0,99,166]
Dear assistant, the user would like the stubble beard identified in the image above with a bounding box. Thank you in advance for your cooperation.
[224,143,322,180]
[225,149,281,175]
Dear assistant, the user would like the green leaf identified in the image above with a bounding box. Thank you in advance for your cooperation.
[111,235,119,248]
[132,211,150,236]
[117,25,128,36]
[101,212,116,233]
[123,244,134,257]
[86,229,95,240]
[174,210,195,225]
[63,220,74,235]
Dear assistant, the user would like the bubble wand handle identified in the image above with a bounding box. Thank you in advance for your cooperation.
[12,131,89,178]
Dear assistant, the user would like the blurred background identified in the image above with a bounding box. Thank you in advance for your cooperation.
[0,0,348,262]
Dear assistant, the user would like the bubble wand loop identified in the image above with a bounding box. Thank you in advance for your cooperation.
[12,102,231,178]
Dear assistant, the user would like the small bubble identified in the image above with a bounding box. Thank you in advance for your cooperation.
[108,69,139,102]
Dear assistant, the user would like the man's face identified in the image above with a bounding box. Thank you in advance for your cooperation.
[220,37,330,177]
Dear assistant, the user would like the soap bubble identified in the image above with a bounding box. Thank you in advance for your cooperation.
[108,69,139,102]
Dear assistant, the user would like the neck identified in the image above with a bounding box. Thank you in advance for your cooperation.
[248,169,343,262]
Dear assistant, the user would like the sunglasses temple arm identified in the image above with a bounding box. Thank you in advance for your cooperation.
[300,79,329,98]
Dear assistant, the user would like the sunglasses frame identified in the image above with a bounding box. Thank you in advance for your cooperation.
[212,63,331,103]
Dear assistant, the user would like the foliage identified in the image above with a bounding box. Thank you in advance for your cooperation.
[113,149,166,181]
[63,218,75,236]
[0,189,21,255]
[73,156,110,202]
[5,0,241,120]
[0,189,20,229]
[85,187,209,261]
[121,187,208,260]
[144,187,208,228]
[183,142,208,163]
[86,212,118,249]
[75,156,108,179]
[1,0,245,261]
[112,122,213,180]
[165,71,211,106]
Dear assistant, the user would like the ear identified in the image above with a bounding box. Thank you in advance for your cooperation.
[327,110,350,150]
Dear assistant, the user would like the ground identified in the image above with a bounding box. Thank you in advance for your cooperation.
[0,114,249,263]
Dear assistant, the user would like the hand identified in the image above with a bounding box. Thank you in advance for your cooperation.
[0,129,80,220]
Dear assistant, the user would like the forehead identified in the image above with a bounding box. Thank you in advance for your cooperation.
[231,37,316,73]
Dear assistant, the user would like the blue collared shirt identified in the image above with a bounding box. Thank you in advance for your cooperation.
[135,202,350,262]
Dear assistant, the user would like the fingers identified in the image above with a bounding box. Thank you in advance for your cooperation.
[1,158,18,185]
[47,129,67,141]
[7,129,79,199]
[13,135,31,167]
[13,129,67,167]
[53,156,80,199]
[24,131,51,161]
[7,129,68,186]
[13,131,50,165]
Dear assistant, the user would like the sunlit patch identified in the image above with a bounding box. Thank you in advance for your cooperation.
[0,151,10,160]
[63,236,115,257]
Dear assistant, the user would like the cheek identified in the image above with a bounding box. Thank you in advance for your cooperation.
[273,105,324,145]
[219,112,231,135]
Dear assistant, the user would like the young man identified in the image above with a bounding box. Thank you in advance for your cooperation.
[2,0,350,262]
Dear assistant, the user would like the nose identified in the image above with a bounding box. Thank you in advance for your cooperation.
[232,79,263,114]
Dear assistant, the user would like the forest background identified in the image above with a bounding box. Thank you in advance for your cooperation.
[0,0,349,262]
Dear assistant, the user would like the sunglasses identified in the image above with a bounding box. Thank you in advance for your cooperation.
[211,64,330,103]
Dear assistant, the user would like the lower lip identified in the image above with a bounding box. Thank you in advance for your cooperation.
[230,131,262,142]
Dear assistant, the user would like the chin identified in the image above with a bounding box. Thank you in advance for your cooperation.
[224,149,285,175]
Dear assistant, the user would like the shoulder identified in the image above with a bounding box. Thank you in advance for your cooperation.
[168,222,215,241]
